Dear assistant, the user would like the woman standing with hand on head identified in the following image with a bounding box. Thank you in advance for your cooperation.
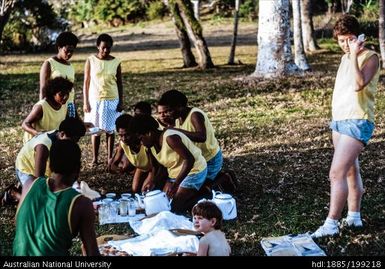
[312,15,380,238]
[83,33,124,166]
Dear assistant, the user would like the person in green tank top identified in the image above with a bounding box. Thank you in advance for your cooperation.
[13,140,99,256]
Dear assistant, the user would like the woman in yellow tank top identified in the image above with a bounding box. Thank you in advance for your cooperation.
[108,114,167,193]
[83,34,124,166]
[39,32,78,118]
[22,77,72,143]
[129,114,207,214]
[159,90,237,194]
[312,15,380,238]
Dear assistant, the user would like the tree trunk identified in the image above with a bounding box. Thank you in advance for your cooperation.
[191,0,200,20]
[228,0,240,65]
[300,0,319,52]
[252,0,300,78]
[167,0,197,68]
[292,0,310,71]
[177,0,214,69]
[0,0,16,46]
[380,0,385,68]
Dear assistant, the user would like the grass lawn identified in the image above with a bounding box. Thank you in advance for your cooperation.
[0,20,384,256]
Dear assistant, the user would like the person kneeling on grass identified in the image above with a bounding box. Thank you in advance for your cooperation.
[108,114,167,193]
[158,90,237,194]
[13,140,99,256]
[129,114,207,214]
[1,118,86,206]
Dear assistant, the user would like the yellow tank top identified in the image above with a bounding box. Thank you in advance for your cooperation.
[88,55,121,100]
[332,50,380,122]
[151,129,206,179]
[47,58,75,103]
[16,132,54,177]
[23,99,67,143]
[120,141,151,171]
[175,107,220,161]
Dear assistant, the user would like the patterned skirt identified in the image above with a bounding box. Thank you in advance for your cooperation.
[84,98,121,133]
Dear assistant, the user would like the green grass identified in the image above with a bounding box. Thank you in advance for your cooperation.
[1,21,384,256]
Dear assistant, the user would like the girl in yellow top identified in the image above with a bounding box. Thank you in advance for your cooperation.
[22,77,72,143]
[39,32,78,118]
[312,15,380,238]
[83,34,123,166]
[108,114,163,193]
[159,90,236,193]
[129,114,207,214]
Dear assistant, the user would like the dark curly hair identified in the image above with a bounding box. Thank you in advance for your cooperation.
[128,114,159,135]
[45,77,73,99]
[115,114,133,131]
[192,201,223,230]
[97,33,113,46]
[50,140,81,176]
[333,14,360,39]
[56,31,78,49]
[158,90,188,108]
[59,118,86,138]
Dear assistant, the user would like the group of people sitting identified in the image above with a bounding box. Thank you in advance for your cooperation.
[10,89,234,256]
[1,30,236,256]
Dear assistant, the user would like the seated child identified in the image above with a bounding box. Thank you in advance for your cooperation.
[22,77,73,143]
[192,201,231,256]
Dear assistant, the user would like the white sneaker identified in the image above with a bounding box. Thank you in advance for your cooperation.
[341,217,363,228]
[311,224,339,238]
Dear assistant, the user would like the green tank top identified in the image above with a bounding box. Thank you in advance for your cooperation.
[13,177,82,256]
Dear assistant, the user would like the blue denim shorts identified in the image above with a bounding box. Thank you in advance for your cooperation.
[206,150,223,181]
[170,167,207,190]
[330,119,374,145]
[15,168,33,186]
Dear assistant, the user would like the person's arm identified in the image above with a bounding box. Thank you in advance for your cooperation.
[164,135,194,198]
[22,104,44,136]
[16,176,36,213]
[72,196,100,256]
[34,144,49,177]
[116,63,123,112]
[39,60,51,100]
[348,40,379,91]
[107,144,124,173]
[197,240,209,256]
[174,112,206,142]
[83,58,91,113]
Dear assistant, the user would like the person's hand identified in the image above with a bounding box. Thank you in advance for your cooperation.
[117,102,124,112]
[141,181,155,194]
[164,181,178,199]
[83,102,91,113]
[107,160,118,173]
[348,37,364,57]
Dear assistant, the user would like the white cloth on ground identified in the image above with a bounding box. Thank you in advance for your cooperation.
[108,229,199,256]
[128,211,194,235]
